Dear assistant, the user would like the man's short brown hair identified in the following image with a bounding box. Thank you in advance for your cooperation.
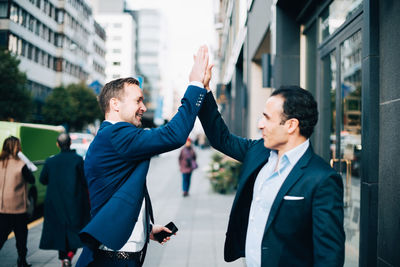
[98,77,140,114]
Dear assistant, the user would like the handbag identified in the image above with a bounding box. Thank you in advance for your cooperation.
[191,159,198,170]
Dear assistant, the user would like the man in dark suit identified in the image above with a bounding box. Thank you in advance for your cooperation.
[39,133,90,267]
[76,46,210,267]
[199,69,345,266]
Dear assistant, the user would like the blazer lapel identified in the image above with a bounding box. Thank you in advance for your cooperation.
[264,146,314,234]
[236,143,270,196]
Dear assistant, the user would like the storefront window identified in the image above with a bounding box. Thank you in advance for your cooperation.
[319,0,363,43]
[323,30,362,267]
[339,30,362,267]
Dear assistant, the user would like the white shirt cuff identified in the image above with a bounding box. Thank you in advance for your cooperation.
[190,81,204,88]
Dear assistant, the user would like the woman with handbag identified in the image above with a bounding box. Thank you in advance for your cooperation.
[0,136,35,267]
[178,138,197,197]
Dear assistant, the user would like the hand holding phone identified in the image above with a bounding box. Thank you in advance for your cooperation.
[153,222,178,243]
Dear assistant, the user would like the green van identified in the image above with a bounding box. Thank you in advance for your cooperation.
[0,121,64,218]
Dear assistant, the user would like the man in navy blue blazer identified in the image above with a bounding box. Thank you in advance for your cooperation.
[199,70,345,266]
[76,46,210,267]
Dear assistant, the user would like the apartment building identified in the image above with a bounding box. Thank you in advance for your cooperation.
[0,0,106,119]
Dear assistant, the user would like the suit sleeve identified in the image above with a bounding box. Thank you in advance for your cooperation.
[198,92,256,162]
[312,173,345,267]
[110,85,207,161]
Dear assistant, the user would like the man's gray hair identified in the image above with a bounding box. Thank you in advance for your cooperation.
[57,133,71,150]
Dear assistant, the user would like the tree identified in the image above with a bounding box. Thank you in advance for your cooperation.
[67,83,102,131]
[42,86,75,127]
[0,50,33,121]
[42,83,102,131]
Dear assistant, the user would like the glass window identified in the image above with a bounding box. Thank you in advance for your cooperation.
[0,2,8,18]
[21,40,27,56]
[57,9,64,24]
[27,43,32,60]
[8,34,17,53]
[319,0,363,43]
[10,4,18,22]
[17,38,22,55]
[322,30,362,267]
[0,31,7,48]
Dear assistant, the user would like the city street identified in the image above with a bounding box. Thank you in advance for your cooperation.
[0,148,245,267]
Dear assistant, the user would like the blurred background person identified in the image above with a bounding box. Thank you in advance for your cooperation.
[0,136,35,267]
[39,133,90,267]
[178,138,197,197]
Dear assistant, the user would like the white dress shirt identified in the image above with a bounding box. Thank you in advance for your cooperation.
[245,139,310,267]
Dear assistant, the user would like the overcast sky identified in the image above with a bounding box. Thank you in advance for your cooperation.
[127,0,217,94]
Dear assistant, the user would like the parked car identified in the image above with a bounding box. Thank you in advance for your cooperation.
[0,121,64,218]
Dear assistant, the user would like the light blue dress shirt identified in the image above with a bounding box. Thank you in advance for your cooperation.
[245,139,310,267]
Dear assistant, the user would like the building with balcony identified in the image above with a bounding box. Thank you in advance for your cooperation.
[0,0,106,120]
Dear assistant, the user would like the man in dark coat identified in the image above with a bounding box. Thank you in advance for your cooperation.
[199,67,345,267]
[39,133,90,267]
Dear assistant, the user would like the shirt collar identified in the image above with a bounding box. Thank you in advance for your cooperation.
[268,139,310,165]
[284,139,310,166]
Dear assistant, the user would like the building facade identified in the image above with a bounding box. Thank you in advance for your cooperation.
[215,0,399,266]
[134,8,166,126]
[0,0,106,120]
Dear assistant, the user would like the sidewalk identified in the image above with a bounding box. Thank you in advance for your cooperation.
[0,148,246,267]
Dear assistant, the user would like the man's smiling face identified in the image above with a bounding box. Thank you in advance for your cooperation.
[118,83,147,127]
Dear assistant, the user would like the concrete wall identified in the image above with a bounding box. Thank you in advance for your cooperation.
[377,0,400,266]
[247,0,272,59]
[248,61,271,139]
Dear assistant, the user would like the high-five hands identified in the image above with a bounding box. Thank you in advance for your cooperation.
[203,63,214,91]
[189,45,209,89]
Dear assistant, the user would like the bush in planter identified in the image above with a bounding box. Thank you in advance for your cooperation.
[208,151,241,194]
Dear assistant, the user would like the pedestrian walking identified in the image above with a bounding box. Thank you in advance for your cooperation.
[39,133,90,267]
[0,136,35,267]
[179,138,197,196]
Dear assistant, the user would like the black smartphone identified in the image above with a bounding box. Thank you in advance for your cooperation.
[153,222,178,243]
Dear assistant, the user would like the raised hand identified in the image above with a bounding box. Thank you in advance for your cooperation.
[189,45,209,84]
[203,63,214,91]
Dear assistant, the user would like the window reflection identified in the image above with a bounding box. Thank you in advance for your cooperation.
[319,0,363,43]
[340,31,361,267]
[324,30,362,267]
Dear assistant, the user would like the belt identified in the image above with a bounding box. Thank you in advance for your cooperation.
[95,249,142,261]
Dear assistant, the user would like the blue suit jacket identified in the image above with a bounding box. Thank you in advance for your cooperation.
[198,92,345,267]
[76,85,207,266]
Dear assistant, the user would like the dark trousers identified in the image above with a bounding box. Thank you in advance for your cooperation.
[182,172,192,192]
[0,213,29,258]
[88,252,141,267]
